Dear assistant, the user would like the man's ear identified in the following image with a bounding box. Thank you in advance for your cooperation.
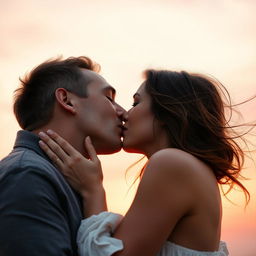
[55,88,76,114]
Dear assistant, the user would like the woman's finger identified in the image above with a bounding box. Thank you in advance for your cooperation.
[39,140,65,170]
[85,136,99,163]
[38,132,68,163]
[46,130,81,158]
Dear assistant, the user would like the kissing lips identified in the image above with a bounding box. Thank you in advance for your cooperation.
[118,124,127,138]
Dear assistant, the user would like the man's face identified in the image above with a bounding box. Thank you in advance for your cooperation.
[74,70,125,154]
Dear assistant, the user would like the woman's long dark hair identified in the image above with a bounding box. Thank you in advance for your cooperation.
[138,69,254,202]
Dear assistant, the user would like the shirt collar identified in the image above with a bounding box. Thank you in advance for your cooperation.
[14,130,50,160]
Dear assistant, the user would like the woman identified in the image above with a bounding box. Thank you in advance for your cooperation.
[39,70,252,255]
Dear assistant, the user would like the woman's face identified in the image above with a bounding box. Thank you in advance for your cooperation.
[122,83,168,157]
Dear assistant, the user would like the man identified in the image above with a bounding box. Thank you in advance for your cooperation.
[0,56,125,255]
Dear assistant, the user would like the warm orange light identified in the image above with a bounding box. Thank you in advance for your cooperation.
[1,1,256,255]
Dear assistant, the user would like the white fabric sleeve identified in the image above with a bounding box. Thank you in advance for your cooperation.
[77,211,124,256]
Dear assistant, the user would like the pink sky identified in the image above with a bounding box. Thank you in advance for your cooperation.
[1,1,256,255]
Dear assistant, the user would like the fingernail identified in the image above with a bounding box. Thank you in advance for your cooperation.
[38,132,46,138]
[47,129,54,135]
[39,140,45,146]
[87,136,91,143]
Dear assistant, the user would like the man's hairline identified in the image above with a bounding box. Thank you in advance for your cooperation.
[79,68,116,96]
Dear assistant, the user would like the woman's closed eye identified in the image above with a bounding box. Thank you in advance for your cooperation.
[106,96,114,103]
[132,101,139,107]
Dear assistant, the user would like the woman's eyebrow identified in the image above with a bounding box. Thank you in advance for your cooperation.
[133,93,140,98]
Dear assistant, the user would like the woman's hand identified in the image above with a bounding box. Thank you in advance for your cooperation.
[38,130,107,216]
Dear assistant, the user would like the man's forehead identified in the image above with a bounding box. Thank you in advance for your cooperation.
[81,69,116,95]
[80,68,104,82]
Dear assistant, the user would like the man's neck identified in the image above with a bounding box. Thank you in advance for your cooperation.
[32,123,87,157]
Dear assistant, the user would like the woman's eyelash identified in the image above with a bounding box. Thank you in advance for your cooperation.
[132,102,139,107]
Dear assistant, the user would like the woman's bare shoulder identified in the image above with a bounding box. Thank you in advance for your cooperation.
[145,148,214,182]
[149,148,200,169]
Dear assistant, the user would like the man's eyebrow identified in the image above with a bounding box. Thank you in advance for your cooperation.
[103,86,116,96]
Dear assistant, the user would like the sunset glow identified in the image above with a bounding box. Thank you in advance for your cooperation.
[1,1,256,255]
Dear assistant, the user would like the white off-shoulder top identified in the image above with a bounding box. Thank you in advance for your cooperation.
[77,212,229,256]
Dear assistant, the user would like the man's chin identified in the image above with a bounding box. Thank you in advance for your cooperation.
[122,141,143,154]
[96,142,122,155]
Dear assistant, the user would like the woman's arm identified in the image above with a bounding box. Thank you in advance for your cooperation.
[111,150,194,256]
[39,130,194,256]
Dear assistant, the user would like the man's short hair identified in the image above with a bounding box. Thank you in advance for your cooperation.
[13,56,100,131]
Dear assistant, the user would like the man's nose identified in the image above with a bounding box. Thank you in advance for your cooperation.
[115,103,127,121]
